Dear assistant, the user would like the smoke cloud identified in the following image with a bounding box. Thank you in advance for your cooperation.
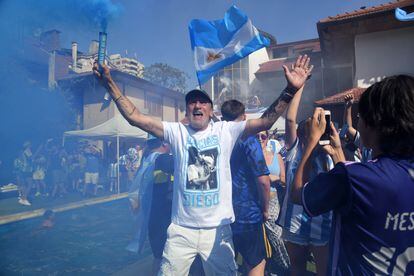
[0,0,123,183]
[0,0,123,32]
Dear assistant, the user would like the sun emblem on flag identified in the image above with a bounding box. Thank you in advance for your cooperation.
[206,51,223,63]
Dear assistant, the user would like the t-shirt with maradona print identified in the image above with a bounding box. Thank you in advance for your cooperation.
[163,120,246,228]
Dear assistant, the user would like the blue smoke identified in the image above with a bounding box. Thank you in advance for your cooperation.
[0,0,123,183]
[0,0,123,34]
[64,0,124,31]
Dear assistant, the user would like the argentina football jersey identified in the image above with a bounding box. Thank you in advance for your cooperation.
[302,156,414,275]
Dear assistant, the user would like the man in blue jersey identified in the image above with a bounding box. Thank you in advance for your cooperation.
[292,75,414,275]
[221,99,272,276]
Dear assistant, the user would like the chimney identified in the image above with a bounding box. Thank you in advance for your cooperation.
[89,40,99,55]
[71,42,78,71]
[48,51,56,90]
[40,29,61,52]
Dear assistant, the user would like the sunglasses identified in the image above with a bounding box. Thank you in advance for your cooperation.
[257,134,268,140]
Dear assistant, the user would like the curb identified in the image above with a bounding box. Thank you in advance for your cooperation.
[0,192,129,225]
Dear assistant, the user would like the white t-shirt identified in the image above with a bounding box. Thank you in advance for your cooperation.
[163,120,246,228]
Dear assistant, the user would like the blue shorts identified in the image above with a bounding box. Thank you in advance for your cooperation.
[281,228,329,247]
[232,223,272,267]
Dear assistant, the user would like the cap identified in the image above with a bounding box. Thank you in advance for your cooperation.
[147,133,159,141]
[185,89,213,105]
[146,133,162,149]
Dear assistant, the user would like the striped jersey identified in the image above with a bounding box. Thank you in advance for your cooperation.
[277,138,332,241]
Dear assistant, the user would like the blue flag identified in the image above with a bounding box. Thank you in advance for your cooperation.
[395,8,414,21]
[189,6,270,85]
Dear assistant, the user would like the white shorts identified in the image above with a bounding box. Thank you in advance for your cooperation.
[84,172,99,185]
[158,223,237,276]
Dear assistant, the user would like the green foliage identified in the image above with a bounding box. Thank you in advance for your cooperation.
[143,63,189,93]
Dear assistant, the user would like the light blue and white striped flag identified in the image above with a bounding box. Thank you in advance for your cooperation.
[395,8,414,21]
[189,5,270,85]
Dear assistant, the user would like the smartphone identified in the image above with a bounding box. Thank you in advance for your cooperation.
[319,110,331,145]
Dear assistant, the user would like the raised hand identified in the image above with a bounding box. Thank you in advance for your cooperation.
[344,93,354,108]
[92,62,112,83]
[306,107,326,145]
[282,55,313,90]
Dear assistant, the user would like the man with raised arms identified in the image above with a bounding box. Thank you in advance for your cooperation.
[94,55,313,275]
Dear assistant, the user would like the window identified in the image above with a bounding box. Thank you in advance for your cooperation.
[144,93,162,117]
[273,47,289,58]
[293,48,313,56]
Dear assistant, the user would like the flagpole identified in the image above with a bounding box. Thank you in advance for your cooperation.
[197,76,202,90]
[211,76,214,102]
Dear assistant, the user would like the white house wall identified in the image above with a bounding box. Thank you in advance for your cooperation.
[248,47,269,84]
[355,27,414,88]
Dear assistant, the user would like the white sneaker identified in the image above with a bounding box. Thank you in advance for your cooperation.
[18,199,31,206]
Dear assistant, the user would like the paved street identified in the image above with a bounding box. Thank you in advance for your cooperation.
[0,197,152,275]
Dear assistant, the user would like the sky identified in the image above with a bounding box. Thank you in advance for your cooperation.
[0,0,397,179]
[0,0,391,87]
[100,0,391,87]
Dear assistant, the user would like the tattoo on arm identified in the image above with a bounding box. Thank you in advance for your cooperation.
[261,95,289,122]
[116,97,139,118]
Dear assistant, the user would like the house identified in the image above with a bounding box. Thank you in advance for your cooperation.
[317,0,414,94]
[315,0,414,124]
[255,38,323,122]
[57,70,186,130]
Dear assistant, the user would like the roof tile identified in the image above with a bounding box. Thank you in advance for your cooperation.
[314,87,366,105]
[319,0,414,23]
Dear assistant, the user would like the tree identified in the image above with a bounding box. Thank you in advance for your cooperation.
[143,63,189,93]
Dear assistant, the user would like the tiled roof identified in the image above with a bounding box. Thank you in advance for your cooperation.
[319,0,414,23]
[256,59,294,74]
[314,87,366,106]
[271,39,321,52]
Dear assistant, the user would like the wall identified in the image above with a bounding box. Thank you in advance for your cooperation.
[355,27,414,87]
[248,47,269,84]
[82,75,185,128]
[163,97,176,121]
[83,83,114,128]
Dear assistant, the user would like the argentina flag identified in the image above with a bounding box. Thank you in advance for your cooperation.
[395,8,414,21]
[189,5,270,85]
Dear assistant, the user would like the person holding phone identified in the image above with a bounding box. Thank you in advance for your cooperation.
[291,75,414,274]
[342,93,372,162]
[277,84,334,276]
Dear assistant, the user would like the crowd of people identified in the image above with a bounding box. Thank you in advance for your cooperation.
[9,51,412,275]
[100,53,413,276]
[11,137,145,206]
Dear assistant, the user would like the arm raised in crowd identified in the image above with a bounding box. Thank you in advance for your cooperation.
[285,85,304,149]
[242,55,313,138]
[291,108,346,204]
[93,63,164,139]
[343,94,357,140]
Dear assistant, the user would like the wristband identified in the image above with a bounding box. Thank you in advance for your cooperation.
[280,92,294,103]
[114,95,123,103]
[283,86,298,95]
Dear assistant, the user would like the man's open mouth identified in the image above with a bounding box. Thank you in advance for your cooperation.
[193,110,203,117]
